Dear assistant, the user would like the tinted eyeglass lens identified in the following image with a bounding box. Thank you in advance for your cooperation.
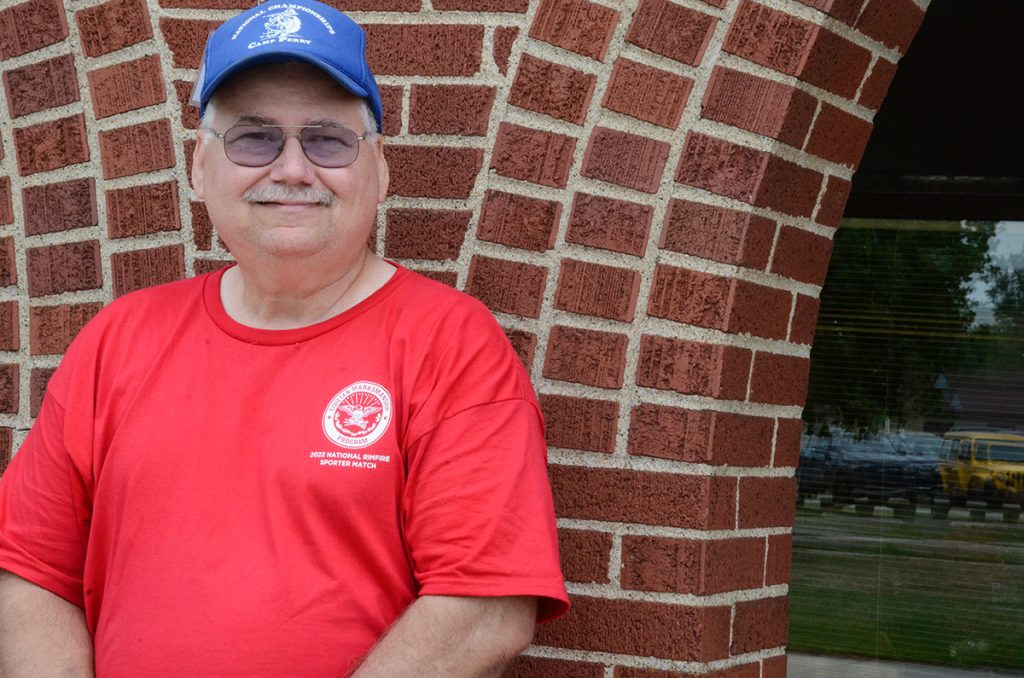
[222,125,361,168]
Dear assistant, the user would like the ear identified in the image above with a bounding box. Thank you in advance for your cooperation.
[192,131,208,201]
[373,136,389,205]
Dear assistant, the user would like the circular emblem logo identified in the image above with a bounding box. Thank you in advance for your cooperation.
[323,381,393,448]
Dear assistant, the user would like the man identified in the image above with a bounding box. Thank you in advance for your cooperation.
[0,1,569,675]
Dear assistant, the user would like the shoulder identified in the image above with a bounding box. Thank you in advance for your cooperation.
[388,268,506,336]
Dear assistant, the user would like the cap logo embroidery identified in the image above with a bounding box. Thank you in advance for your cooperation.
[323,382,393,448]
[262,8,303,43]
[231,3,337,50]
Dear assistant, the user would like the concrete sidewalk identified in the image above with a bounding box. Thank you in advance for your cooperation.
[788,653,1022,677]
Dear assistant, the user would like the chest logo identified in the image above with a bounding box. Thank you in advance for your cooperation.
[323,381,392,448]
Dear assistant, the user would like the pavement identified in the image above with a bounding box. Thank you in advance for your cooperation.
[788,654,1023,677]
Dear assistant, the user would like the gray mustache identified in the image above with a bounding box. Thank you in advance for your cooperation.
[242,185,337,206]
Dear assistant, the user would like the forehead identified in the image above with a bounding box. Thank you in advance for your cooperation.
[211,62,362,121]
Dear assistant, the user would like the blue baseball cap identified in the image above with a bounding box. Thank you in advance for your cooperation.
[191,0,383,131]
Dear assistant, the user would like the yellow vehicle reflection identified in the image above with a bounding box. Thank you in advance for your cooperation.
[933,431,1024,522]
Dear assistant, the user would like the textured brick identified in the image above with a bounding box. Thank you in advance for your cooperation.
[554,259,640,322]
[434,0,525,10]
[99,119,175,179]
[636,335,751,400]
[0,0,67,59]
[647,265,732,330]
[106,182,180,239]
[789,293,820,345]
[856,0,924,52]
[159,18,220,69]
[366,25,483,76]
[504,329,537,371]
[14,115,90,176]
[628,405,773,467]
[529,0,619,61]
[0,238,15,287]
[3,54,79,118]
[621,536,765,594]
[509,54,596,125]
[626,0,716,66]
[26,240,102,297]
[409,85,495,136]
[76,0,153,58]
[800,26,873,98]
[377,85,402,136]
[0,428,11,476]
[0,364,18,413]
[88,55,167,119]
[110,244,185,298]
[731,596,789,654]
[540,394,619,453]
[766,533,793,585]
[730,280,791,340]
[465,256,547,318]
[0,302,18,351]
[859,58,897,110]
[384,209,470,261]
[193,258,233,276]
[505,656,604,678]
[815,175,852,229]
[762,655,788,678]
[795,0,863,25]
[754,155,824,218]
[582,127,669,194]
[477,190,560,252]
[774,418,802,468]
[701,67,816,148]
[411,270,457,287]
[602,58,692,129]
[493,27,519,76]
[675,132,767,203]
[739,476,796,528]
[386,146,483,198]
[616,667,760,678]
[543,326,628,389]
[190,201,212,251]
[558,528,612,583]
[0,178,10,226]
[491,124,576,189]
[565,193,652,257]
[536,595,730,661]
[172,81,199,130]
[749,352,810,407]
[805,103,873,168]
[29,303,103,356]
[30,367,55,417]
[770,225,833,285]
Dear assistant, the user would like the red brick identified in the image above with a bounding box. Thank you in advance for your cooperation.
[660,199,774,270]
[0,238,15,287]
[806,103,873,168]
[0,428,11,476]
[636,335,751,400]
[3,54,78,118]
[465,256,547,318]
[536,595,731,661]
[701,67,816,148]
[856,0,924,53]
[762,655,788,678]
[509,54,595,125]
[377,85,402,136]
[477,190,560,252]
[14,115,89,176]
[554,259,640,322]
[770,225,833,285]
[384,209,470,261]
[409,85,495,136]
[26,240,102,297]
[193,258,233,276]
[815,175,852,228]
[30,367,55,417]
[628,405,774,467]
[0,302,18,351]
[387,146,483,198]
[506,656,603,678]
[106,182,180,238]
[647,265,731,330]
[565,193,652,257]
[739,476,796,528]
[801,26,873,99]
[159,18,219,69]
[558,528,612,583]
[29,303,103,356]
[616,667,759,678]
[756,155,824,218]
[766,533,793,585]
[602,58,693,129]
[626,0,716,66]
[183,139,196,185]
[99,119,175,180]
[789,293,820,345]
[795,0,864,25]
[540,394,619,453]
[88,55,166,119]
[0,364,18,413]
[543,326,628,389]
[434,0,525,10]
[773,421,802,472]
[493,27,519,76]
[582,127,669,194]
[172,81,200,130]
[750,352,809,407]
[0,178,10,226]
[191,201,212,251]
[504,328,537,371]
[491,124,576,189]
[529,0,619,61]
[730,279,790,340]
[621,536,765,594]
[859,58,897,110]
[0,0,67,59]
[110,244,185,298]
[731,596,789,654]
[675,132,767,203]
[76,0,152,58]
[366,25,483,76]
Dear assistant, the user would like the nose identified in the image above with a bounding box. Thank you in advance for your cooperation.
[268,133,316,184]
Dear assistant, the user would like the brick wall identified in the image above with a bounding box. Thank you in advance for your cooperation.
[0,0,928,672]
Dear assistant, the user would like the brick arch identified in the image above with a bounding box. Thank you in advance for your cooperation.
[0,0,929,673]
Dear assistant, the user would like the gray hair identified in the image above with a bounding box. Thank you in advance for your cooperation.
[199,96,379,139]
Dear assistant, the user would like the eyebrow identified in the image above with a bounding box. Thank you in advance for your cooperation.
[231,114,346,128]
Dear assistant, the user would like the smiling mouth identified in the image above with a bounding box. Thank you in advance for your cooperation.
[242,186,337,206]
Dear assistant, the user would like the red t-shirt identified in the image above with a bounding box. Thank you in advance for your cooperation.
[0,265,568,676]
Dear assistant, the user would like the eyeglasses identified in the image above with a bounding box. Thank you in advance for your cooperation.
[209,124,368,168]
